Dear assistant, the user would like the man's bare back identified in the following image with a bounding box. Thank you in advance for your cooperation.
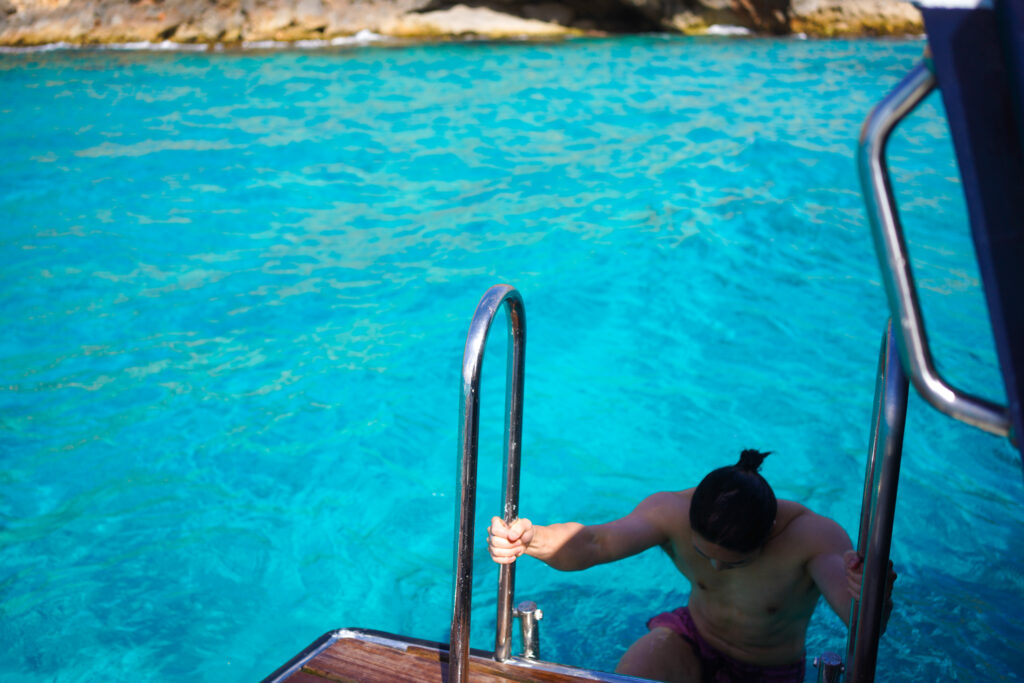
[488,453,868,682]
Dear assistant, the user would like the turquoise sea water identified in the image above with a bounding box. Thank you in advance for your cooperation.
[1,35,1022,681]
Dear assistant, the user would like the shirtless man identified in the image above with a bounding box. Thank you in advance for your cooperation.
[488,450,883,682]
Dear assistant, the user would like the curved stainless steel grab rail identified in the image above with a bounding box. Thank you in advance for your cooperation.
[860,59,1012,438]
[845,320,908,683]
[450,285,526,683]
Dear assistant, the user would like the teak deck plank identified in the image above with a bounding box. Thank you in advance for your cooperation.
[285,672,336,683]
[277,631,632,683]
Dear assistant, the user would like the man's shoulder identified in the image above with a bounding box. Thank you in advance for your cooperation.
[778,499,840,528]
[776,500,850,550]
[633,489,692,526]
[638,489,693,512]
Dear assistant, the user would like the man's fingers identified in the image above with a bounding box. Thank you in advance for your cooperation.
[508,518,532,542]
[843,554,898,603]
[488,516,522,563]
[489,516,509,536]
[844,550,863,570]
[489,543,523,557]
[487,517,532,565]
[488,534,522,550]
[488,536,525,565]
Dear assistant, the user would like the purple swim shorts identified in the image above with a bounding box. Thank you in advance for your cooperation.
[647,606,806,683]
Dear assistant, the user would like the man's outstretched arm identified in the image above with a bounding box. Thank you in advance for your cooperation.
[487,491,682,572]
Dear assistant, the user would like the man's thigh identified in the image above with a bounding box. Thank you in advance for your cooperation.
[614,627,702,683]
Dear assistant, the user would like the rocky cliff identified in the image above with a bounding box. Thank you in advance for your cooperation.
[0,0,923,46]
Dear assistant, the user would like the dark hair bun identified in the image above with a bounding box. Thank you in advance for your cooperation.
[737,449,771,472]
[691,450,778,552]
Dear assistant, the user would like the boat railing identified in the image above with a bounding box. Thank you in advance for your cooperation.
[844,320,909,683]
[450,284,527,683]
[859,56,1013,440]
[846,39,1022,680]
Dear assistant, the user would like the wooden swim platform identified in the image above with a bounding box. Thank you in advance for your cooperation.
[262,628,650,683]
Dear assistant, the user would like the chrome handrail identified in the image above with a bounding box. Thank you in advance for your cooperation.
[450,285,527,683]
[859,58,1012,438]
[845,320,909,683]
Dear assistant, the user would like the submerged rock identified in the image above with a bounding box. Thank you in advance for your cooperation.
[0,0,923,47]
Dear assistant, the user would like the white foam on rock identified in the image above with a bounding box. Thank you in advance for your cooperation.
[244,30,385,49]
[1,30,386,54]
[102,40,209,51]
[704,24,752,36]
[0,41,74,53]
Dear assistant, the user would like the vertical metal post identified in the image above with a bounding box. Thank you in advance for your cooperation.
[495,287,526,663]
[514,600,543,660]
[814,651,844,683]
[845,320,908,683]
[450,285,526,683]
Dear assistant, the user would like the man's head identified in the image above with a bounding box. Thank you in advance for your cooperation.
[689,449,777,553]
